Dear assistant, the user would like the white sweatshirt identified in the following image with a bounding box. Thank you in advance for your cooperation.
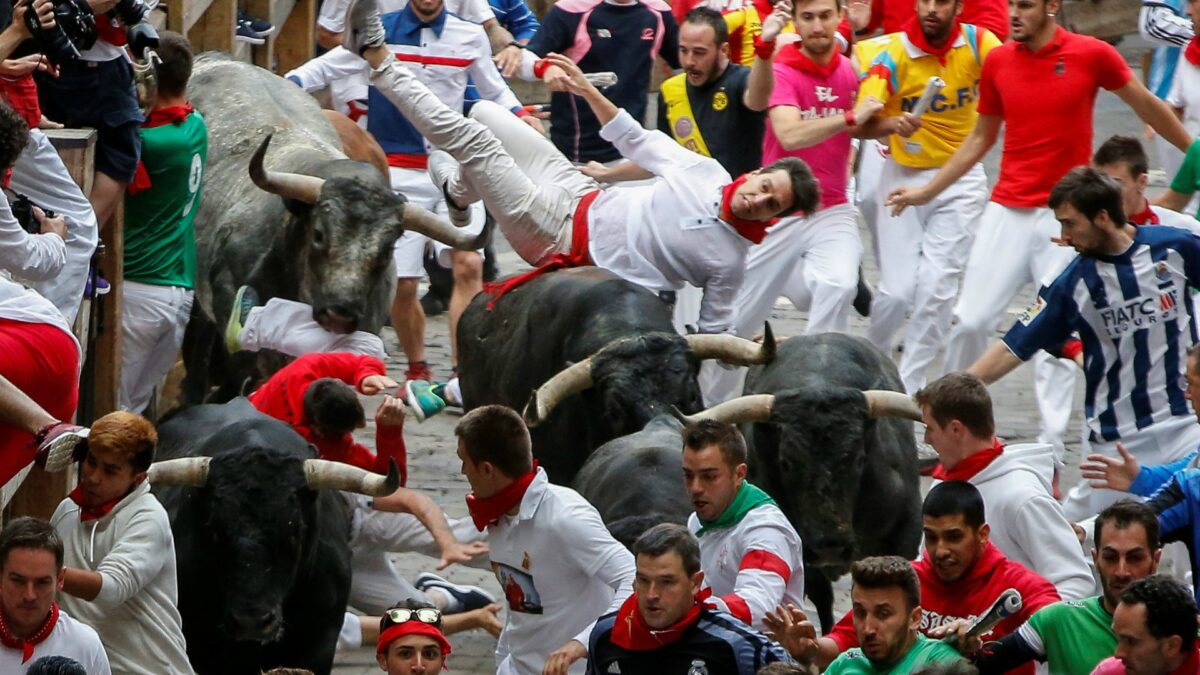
[51,482,194,675]
[956,443,1096,600]
[487,469,635,675]
[688,502,806,632]
[588,110,752,334]
[0,607,111,674]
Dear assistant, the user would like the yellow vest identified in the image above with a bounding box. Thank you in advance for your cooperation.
[661,73,712,157]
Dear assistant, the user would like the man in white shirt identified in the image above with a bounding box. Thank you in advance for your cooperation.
[915,372,1095,599]
[342,0,819,334]
[681,419,805,632]
[51,412,194,675]
[454,405,635,675]
[1093,135,1199,231]
[0,517,110,674]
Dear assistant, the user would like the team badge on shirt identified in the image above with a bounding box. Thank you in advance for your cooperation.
[1156,261,1171,283]
[1019,296,1046,325]
[713,91,729,111]
[674,117,695,138]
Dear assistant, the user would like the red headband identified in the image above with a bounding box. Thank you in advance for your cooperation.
[377,622,453,657]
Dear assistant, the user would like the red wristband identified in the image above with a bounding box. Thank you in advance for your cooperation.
[533,59,551,79]
[753,37,776,60]
[843,109,856,127]
[514,106,532,118]
[1062,339,1084,361]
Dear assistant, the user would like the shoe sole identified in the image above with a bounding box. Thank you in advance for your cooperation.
[42,430,88,472]
[415,573,496,604]
[235,34,266,45]
[405,380,441,423]
[225,286,250,352]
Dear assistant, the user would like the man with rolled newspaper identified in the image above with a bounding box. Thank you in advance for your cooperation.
[854,0,1000,397]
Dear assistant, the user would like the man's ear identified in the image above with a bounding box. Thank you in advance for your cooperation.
[735,463,748,482]
[691,570,705,594]
[376,652,388,671]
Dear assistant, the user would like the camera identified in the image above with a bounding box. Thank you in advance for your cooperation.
[110,0,149,25]
[24,0,96,66]
[10,193,55,235]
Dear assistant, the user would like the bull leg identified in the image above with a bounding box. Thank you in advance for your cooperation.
[805,567,835,634]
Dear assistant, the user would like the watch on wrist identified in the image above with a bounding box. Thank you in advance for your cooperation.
[507,40,525,49]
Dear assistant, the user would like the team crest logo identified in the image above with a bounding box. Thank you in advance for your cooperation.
[674,117,695,138]
[1156,261,1171,282]
[687,660,708,675]
[713,91,729,111]
[1018,296,1045,326]
[1055,58,1065,76]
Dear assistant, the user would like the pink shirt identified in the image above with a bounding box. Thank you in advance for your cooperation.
[764,45,858,210]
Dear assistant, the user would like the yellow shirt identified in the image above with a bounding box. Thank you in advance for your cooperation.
[857,24,1000,168]
[853,34,892,77]
[722,2,794,66]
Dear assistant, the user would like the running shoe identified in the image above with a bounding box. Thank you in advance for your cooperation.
[235,20,266,44]
[431,377,462,408]
[31,422,89,472]
[415,572,495,614]
[225,285,259,354]
[343,0,385,55]
[405,380,445,422]
[238,10,275,36]
[427,150,471,228]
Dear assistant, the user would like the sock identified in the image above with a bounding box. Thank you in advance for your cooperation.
[425,586,463,614]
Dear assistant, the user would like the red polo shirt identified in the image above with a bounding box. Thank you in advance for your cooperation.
[978,26,1131,208]
[863,0,1007,41]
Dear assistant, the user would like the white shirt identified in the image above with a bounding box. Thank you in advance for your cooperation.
[51,483,194,675]
[590,110,751,334]
[0,275,78,356]
[950,444,1096,600]
[486,469,635,675]
[1168,52,1200,136]
[0,608,111,674]
[1152,204,1200,234]
[687,501,806,632]
[0,189,66,283]
[285,47,369,125]
[318,0,494,32]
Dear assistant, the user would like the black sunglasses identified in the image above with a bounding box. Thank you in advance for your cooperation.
[383,607,442,627]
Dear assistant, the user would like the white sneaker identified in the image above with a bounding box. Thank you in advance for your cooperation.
[342,0,385,55]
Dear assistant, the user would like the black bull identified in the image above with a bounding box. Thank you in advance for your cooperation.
[181,54,487,402]
[456,267,775,484]
[573,333,923,631]
[149,398,399,674]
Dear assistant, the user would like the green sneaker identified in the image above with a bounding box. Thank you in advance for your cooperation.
[405,380,446,422]
[224,285,259,354]
[431,377,462,408]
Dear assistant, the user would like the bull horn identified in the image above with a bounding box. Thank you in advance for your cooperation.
[523,360,594,428]
[677,394,775,424]
[863,390,923,422]
[304,458,400,496]
[147,457,212,487]
[684,322,776,365]
[249,134,326,204]
[401,203,493,251]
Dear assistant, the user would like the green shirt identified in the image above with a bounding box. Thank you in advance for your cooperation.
[123,110,207,288]
[1019,595,1115,675]
[1170,139,1200,221]
[825,634,964,674]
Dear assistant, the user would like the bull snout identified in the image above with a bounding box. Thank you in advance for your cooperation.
[313,305,360,334]
[808,534,856,565]
[227,608,285,644]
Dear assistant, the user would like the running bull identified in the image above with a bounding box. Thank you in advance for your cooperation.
[181,54,487,402]
[456,267,775,484]
[149,398,400,674]
[679,332,925,631]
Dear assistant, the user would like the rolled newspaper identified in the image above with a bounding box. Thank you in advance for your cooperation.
[943,588,1023,649]
[911,76,947,117]
[586,72,619,88]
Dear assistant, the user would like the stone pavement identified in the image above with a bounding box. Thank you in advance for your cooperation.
[332,37,1163,673]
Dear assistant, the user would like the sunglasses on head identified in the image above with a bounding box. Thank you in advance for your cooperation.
[384,607,442,627]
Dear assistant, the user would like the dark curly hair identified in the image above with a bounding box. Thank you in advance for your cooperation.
[1120,575,1197,651]
[0,100,28,171]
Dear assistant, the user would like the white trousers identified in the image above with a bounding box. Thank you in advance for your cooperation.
[700,203,861,403]
[239,297,387,360]
[389,166,486,277]
[368,57,597,267]
[119,281,193,412]
[942,202,1077,448]
[11,129,99,325]
[867,160,986,394]
[345,495,485,614]
[1063,414,1200,521]
[856,139,888,267]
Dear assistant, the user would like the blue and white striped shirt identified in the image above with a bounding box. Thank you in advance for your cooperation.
[1004,226,1200,442]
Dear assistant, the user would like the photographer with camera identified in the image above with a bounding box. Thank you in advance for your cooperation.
[0,0,99,324]
[33,0,156,234]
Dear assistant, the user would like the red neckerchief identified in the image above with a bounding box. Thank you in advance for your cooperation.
[128,104,195,196]
[68,484,121,522]
[1128,199,1160,226]
[1170,648,1200,675]
[774,42,842,77]
[465,463,539,531]
[611,588,714,651]
[720,175,779,244]
[903,15,961,65]
[1187,36,1200,66]
[94,15,127,47]
[932,438,1004,481]
[0,602,58,663]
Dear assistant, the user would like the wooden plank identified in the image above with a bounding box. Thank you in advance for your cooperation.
[43,128,96,197]
[189,0,235,54]
[273,0,313,73]
[93,202,124,417]
[247,0,274,68]
[1060,0,1141,42]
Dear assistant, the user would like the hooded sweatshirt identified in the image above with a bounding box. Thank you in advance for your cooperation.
[942,443,1096,600]
[50,482,194,675]
[828,542,1059,674]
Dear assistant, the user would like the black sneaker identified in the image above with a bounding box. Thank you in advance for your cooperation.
[236,20,265,44]
[238,10,275,36]
[415,572,495,614]
[853,268,873,318]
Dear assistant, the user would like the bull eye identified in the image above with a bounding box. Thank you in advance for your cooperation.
[312,227,326,250]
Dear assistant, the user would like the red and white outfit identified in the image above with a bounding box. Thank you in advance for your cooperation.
[0,605,111,674]
[826,541,1059,675]
[943,27,1134,454]
[687,501,805,631]
[1129,199,1200,233]
[237,297,387,361]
